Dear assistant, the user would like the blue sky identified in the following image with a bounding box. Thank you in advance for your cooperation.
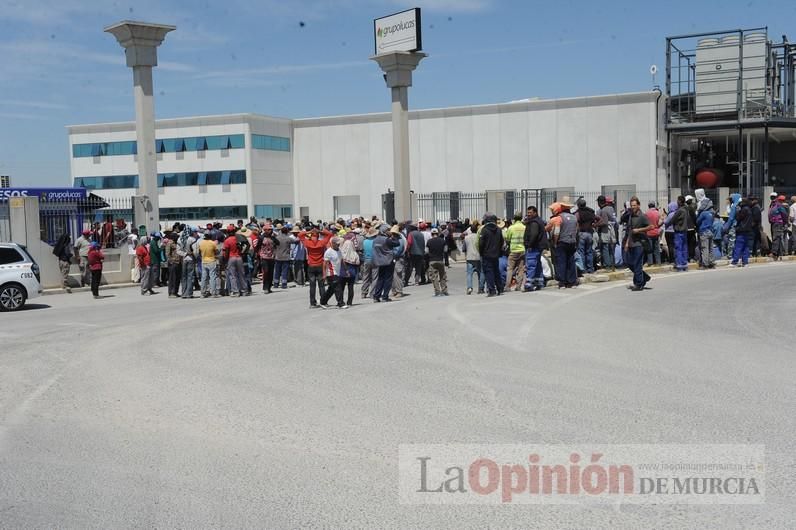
[1,0,793,187]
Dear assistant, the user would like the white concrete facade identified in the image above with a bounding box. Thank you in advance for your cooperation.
[293,91,666,219]
[67,113,293,224]
[67,91,665,223]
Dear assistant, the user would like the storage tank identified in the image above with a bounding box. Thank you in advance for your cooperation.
[696,32,769,115]
[743,33,768,110]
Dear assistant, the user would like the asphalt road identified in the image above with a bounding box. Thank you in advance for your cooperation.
[1,263,794,528]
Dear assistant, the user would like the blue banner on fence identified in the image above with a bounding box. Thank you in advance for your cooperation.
[0,188,89,202]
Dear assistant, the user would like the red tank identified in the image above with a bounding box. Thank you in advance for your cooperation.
[695,168,720,189]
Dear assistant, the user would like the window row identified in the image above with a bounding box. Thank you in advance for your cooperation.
[73,141,137,158]
[252,134,290,152]
[161,205,248,221]
[254,204,293,219]
[72,134,246,158]
[74,170,247,189]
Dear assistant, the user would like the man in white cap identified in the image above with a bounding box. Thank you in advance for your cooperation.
[426,228,449,296]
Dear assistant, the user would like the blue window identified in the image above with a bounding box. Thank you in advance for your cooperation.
[252,134,290,152]
[160,205,248,221]
[157,174,165,187]
[197,172,208,185]
[72,141,137,157]
[220,170,231,185]
[74,136,245,158]
[205,135,228,150]
[229,170,246,184]
[255,204,293,219]
[73,175,138,189]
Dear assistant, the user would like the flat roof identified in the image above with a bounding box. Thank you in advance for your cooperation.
[67,91,659,134]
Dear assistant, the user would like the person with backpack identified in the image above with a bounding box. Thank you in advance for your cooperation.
[730,197,753,267]
[665,197,689,272]
[595,196,617,271]
[477,213,505,297]
[769,195,789,260]
[523,205,548,292]
[426,228,449,297]
[546,202,578,288]
[52,233,73,293]
[338,234,360,307]
[371,224,400,303]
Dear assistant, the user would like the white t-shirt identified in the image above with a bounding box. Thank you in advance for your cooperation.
[789,203,796,224]
[127,234,138,255]
[324,248,342,276]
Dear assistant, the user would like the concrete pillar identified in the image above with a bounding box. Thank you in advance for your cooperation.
[371,51,426,223]
[718,187,730,214]
[8,196,39,249]
[762,185,774,238]
[105,21,175,233]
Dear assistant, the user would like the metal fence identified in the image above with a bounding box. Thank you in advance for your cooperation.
[42,195,134,247]
[0,195,134,247]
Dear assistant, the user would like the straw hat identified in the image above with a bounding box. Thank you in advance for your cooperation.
[390,225,401,235]
[291,226,300,233]
[497,220,506,229]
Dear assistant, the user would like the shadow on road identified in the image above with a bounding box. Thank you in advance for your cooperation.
[17,303,52,311]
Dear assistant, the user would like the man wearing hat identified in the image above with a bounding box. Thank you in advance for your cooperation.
[546,202,578,288]
[290,225,307,286]
[426,228,449,296]
[371,224,400,303]
[273,223,293,289]
[477,213,505,296]
[74,229,93,287]
[595,196,617,271]
[222,225,246,297]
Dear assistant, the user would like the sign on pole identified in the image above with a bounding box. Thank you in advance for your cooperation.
[373,8,422,55]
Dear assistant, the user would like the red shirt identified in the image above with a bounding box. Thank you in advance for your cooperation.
[298,230,331,267]
[645,209,661,238]
[223,235,241,258]
[135,245,150,267]
[88,248,105,270]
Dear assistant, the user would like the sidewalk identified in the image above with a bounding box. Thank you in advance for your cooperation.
[42,255,795,295]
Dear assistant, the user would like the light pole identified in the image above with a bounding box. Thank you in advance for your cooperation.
[371,51,426,224]
[105,20,175,232]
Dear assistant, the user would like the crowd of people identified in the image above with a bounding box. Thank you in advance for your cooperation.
[54,191,796,302]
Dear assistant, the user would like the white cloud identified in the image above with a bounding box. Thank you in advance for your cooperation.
[0,99,69,110]
[0,112,49,121]
[193,60,370,80]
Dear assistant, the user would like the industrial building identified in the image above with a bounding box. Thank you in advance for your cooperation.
[65,27,796,224]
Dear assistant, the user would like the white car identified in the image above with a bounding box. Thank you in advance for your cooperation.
[0,242,42,311]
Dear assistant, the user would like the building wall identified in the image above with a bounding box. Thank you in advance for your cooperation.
[66,92,663,223]
[293,92,661,220]
[67,114,293,223]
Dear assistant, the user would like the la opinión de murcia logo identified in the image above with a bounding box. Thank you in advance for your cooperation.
[400,445,765,505]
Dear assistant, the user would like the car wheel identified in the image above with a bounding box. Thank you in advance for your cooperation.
[0,283,26,312]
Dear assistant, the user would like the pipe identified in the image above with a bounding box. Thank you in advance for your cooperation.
[654,87,663,203]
